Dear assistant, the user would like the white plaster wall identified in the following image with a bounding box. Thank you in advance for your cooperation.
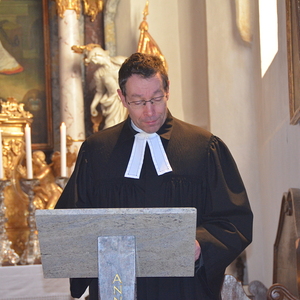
[115,0,183,120]
[114,0,209,126]
[113,0,300,289]
[206,0,300,288]
[177,0,209,129]
[255,0,300,288]
[205,0,263,284]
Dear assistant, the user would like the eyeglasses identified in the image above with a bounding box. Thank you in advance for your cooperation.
[126,95,167,108]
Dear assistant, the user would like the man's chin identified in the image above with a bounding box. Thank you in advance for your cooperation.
[139,122,158,133]
[143,129,158,134]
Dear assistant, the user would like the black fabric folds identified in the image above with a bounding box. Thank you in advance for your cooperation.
[56,112,253,300]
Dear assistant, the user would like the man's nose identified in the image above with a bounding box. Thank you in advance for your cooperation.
[143,102,155,115]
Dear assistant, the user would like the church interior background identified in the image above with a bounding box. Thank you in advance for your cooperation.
[1,0,300,299]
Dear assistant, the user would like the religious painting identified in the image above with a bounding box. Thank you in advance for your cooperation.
[0,0,53,150]
[286,0,300,124]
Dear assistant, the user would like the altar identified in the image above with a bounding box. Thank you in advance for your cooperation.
[0,265,87,300]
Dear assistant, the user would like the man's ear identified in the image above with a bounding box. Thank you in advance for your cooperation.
[166,80,170,100]
[117,89,127,107]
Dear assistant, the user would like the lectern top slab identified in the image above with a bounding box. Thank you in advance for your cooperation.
[36,207,197,278]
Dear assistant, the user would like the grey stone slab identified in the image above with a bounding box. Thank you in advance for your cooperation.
[98,236,136,300]
[35,207,196,278]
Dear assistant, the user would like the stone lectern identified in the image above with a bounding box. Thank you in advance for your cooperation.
[36,207,197,300]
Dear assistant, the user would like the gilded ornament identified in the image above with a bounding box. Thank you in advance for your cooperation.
[0,97,33,119]
[53,0,104,20]
[0,97,74,261]
[53,0,81,18]
[0,98,32,257]
[83,0,104,22]
[72,43,101,55]
[137,1,168,71]
[31,151,63,210]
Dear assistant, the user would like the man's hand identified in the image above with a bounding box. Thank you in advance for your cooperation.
[195,240,201,261]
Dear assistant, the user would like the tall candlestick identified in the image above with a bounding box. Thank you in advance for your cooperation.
[60,122,67,177]
[0,131,3,179]
[25,124,33,179]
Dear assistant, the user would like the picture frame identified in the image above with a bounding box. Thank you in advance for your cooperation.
[0,0,53,150]
[286,0,300,125]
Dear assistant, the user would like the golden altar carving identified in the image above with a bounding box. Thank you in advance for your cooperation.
[137,1,168,71]
[0,98,74,264]
[0,98,33,258]
[53,0,104,20]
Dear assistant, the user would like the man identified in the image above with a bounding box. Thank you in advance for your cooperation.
[56,52,253,299]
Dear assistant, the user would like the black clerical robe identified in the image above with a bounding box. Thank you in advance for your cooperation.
[56,111,253,300]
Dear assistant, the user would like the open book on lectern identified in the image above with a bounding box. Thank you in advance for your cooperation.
[35,207,197,279]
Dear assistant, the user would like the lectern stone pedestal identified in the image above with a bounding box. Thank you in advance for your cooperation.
[98,236,136,300]
[36,208,197,300]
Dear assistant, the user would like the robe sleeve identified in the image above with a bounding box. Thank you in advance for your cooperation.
[56,141,94,209]
[55,142,96,299]
[195,136,253,293]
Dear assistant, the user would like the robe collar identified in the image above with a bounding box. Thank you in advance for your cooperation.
[118,110,173,179]
[121,109,173,143]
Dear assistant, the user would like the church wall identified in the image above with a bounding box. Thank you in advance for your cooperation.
[206,0,300,288]
[205,0,263,284]
[255,0,300,288]
[115,0,184,120]
[46,0,300,289]
[114,0,265,285]
[115,0,300,288]
[114,0,209,128]
[177,0,209,130]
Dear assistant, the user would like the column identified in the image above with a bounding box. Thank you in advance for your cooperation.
[56,1,85,167]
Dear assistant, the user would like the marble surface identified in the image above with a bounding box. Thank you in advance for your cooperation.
[98,236,136,300]
[58,10,85,158]
[104,0,120,56]
[0,265,73,300]
[35,207,196,278]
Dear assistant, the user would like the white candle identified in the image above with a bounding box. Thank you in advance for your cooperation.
[60,122,67,177]
[25,124,33,179]
[0,131,3,179]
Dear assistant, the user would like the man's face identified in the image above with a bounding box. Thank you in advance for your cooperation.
[118,73,169,133]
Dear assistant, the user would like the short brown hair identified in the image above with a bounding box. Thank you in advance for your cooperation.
[118,53,169,95]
